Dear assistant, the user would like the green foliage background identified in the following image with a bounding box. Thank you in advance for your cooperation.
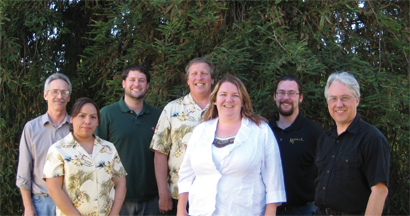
[1,0,408,215]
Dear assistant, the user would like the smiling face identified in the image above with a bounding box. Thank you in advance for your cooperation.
[327,81,360,131]
[122,70,149,100]
[274,80,303,117]
[214,82,242,120]
[187,62,214,98]
[70,103,99,141]
[44,79,70,113]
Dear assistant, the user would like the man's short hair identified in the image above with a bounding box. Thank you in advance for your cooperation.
[122,65,150,83]
[275,75,303,95]
[325,72,361,98]
[44,73,72,94]
[185,58,215,81]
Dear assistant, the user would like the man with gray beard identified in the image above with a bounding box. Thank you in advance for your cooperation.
[268,75,324,215]
[16,73,72,216]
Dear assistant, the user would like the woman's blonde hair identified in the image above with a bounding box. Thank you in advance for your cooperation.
[203,75,267,126]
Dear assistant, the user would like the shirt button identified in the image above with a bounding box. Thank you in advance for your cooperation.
[337,140,339,143]
[280,139,282,141]
[327,170,330,173]
[346,159,349,162]
[332,155,335,158]
[323,187,326,190]
[91,163,94,166]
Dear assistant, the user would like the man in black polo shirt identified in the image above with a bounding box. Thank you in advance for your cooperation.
[95,65,162,215]
[269,75,324,215]
[315,72,390,215]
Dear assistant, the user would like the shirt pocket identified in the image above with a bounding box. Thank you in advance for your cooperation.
[336,155,359,181]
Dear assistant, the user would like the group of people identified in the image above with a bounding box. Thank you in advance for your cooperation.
[16,57,390,216]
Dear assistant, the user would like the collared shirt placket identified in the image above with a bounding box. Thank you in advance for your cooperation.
[320,136,342,207]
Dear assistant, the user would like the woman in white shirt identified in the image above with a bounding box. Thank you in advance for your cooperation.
[177,75,286,216]
[43,97,127,216]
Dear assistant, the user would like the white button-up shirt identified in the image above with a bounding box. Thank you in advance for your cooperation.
[178,118,286,216]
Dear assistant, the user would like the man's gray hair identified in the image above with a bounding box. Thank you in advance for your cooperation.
[44,73,72,94]
[185,57,215,81]
[325,72,361,98]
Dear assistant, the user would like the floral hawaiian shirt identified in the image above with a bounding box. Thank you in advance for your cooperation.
[43,133,127,216]
[150,93,208,199]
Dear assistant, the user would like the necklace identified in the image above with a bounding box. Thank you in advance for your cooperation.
[213,137,235,148]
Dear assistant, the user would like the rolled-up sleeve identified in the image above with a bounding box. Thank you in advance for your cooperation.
[16,123,34,190]
[262,124,287,204]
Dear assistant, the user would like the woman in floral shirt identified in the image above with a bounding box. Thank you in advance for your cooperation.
[43,97,127,216]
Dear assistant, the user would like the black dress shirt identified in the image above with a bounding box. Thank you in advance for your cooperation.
[315,114,390,213]
[269,113,325,207]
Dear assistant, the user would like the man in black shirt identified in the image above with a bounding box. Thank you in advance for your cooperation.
[315,72,389,215]
[269,75,324,215]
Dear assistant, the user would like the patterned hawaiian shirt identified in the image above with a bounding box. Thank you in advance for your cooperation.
[150,93,208,199]
[43,133,127,216]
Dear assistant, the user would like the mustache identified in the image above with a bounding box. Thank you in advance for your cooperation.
[53,98,66,103]
[280,100,292,104]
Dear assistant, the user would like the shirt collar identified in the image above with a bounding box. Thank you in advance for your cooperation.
[118,96,151,115]
[41,112,70,127]
[187,93,210,110]
[63,132,103,148]
[269,112,304,131]
[328,114,361,137]
[345,114,361,134]
[204,117,251,146]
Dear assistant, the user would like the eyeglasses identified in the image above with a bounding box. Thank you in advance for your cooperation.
[276,91,300,98]
[327,95,353,103]
[48,89,70,97]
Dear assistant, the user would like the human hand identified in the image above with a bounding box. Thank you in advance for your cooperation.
[23,206,37,216]
[158,194,173,214]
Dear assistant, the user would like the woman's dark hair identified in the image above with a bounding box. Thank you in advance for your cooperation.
[69,97,100,132]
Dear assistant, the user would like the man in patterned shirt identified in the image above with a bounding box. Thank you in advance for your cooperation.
[150,57,214,214]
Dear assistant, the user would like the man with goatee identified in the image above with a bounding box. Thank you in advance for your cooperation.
[268,75,324,215]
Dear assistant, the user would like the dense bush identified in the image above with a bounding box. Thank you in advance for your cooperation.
[1,1,408,215]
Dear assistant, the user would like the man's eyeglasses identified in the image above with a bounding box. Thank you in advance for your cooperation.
[327,95,353,103]
[48,89,70,97]
[276,91,300,98]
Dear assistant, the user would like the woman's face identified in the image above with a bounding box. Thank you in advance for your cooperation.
[215,82,242,119]
[70,103,99,140]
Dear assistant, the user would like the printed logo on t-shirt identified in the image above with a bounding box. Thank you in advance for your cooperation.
[289,137,304,144]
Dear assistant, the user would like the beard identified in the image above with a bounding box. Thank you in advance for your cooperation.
[125,89,146,100]
[277,100,295,117]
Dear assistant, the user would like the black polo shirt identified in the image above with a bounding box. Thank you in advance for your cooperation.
[315,114,390,213]
[269,113,325,207]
